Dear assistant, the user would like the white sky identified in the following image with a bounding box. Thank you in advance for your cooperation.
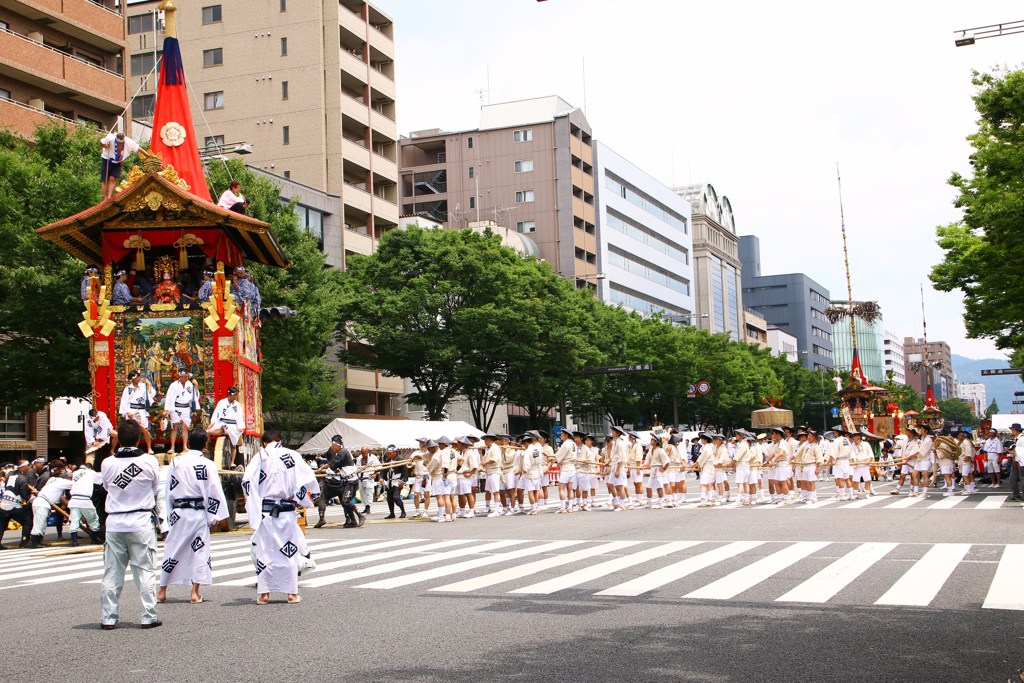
[376,0,1022,361]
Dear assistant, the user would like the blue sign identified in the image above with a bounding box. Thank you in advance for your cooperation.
[831,407,840,417]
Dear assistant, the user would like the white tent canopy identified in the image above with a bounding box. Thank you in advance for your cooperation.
[298,418,485,454]
[988,414,1024,432]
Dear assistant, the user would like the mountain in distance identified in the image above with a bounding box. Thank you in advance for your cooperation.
[952,354,1023,415]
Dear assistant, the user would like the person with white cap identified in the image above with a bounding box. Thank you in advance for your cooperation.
[426,440,455,522]
[890,428,920,496]
[823,426,854,501]
[793,429,823,504]
[955,429,977,495]
[553,431,580,513]
[732,430,755,506]
[162,369,199,456]
[644,434,670,508]
[765,427,793,504]
[479,434,502,517]
[694,433,718,507]
[606,426,629,511]
[626,431,644,508]
[111,269,132,305]
[454,437,479,518]
[119,369,155,454]
[712,433,731,504]
[981,428,1005,487]
[913,424,935,498]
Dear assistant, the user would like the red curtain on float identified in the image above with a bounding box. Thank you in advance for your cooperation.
[149,36,212,202]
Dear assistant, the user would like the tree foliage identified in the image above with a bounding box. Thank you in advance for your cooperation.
[0,124,103,412]
[206,161,345,442]
[931,69,1024,356]
[938,397,980,428]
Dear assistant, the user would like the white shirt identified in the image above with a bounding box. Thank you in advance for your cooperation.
[100,133,139,162]
[217,188,245,209]
[84,411,113,445]
[1015,434,1024,466]
[36,476,72,505]
[101,448,160,533]
[119,382,155,418]
[164,379,198,411]
[983,437,1005,458]
[211,397,244,426]
[69,469,100,509]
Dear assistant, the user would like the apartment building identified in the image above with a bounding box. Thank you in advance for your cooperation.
[400,95,599,288]
[904,337,956,401]
[883,330,906,384]
[957,382,987,417]
[0,0,127,136]
[126,0,401,416]
[673,184,744,341]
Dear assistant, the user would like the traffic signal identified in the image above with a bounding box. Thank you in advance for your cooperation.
[259,306,298,321]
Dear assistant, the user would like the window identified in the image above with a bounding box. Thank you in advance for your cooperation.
[280,0,286,10]
[469,196,475,209]
[201,5,222,25]
[203,135,224,152]
[283,170,290,179]
[0,88,10,102]
[514,159,533,173]
[203,48,223,68]
[282,125,290,145]
[281,81,289,100]
[131,94,155,118]
[280,37,288,55]
[513,129,532,143]
[468,167,474,179]
[467,136,473,149]
[203,90,224,110]
[130,52,161,77]
[516,220,536,233]
[515,190,535,203]
[0,406,27,440]
[76,115,101,128]
[437,152,446,163]
[0,20,9,31]
[293,204,324,249]
[128,13,154,34]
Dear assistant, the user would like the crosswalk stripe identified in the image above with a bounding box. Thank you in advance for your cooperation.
[300,539,524,588]
[927,495,967,509]
[799,500,838,509]
[977,495,1007,510]
[508,541,702,595]
[884,496,925,509]
[875,543,971,606]
[839,496,887,509]
[776,542,898,603]
[684,541,830,600]
[983,544,1024,610]
[361,540,590,590]
[596,541,764,597]
[215,539,452,585]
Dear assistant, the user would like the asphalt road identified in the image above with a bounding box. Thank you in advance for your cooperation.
[2,480,1022,683]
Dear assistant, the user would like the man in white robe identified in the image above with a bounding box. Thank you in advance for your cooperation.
[243,430,320,604]
[157,429,229,604]
[208,386,245,468]
[119,370,156,454]
[162,370,199,455]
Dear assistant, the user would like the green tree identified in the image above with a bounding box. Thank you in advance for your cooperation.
[986,399,999,418]
[206,161,345,443]
[938,397,979,428]
[0,124,105,412]
[931,68,1024,356]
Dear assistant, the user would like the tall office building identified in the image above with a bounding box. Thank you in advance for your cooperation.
[0,0,127,136]
[830,301,886,384]
[739,235,834,370]
[672,184,743,341]
[956,382,987,417]
[400,96,599,289]
[903,337,956,401]
[126,0,402,415]
[883,330,905,384]
[593,142,694,317]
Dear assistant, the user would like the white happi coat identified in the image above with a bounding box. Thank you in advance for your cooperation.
[242,442,320,594]
[210,398,245,446]
[161,451,229,587]
[84,412,113,450]
[164,380,198,426]
[119,382,155,429]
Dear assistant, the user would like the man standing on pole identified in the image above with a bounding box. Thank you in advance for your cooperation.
[99,420,161,630]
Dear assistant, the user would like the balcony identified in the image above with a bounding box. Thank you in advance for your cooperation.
[9,0,124,51]
[368,67,394,101]
[0,28,126,111]
[340,49,368,81]
[571,165,593,194]
[347,367,403,395]
[570,136,593,165]
[573,227,597,255]
[343,227,372,255]
[343,182,373,214]
[342,136,371,170]
[371,152,397,182]
[341,94,370,127]
[0,96,75,136]
[572,196,595,224]
[369,107,395,138]
[338,5,367,40]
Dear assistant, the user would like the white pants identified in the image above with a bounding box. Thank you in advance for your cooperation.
[521,477,541,492]
[986,457,999,474]
[30,498,51,536]
[69,506,100,532]
[735,468,757,485]
[796,465,817,482]
[101,527,158,626]
[169,409,192,427]
[484,473,501,494]
[456,477,476,495]
[210,422,242,446]
[959,463,973,477]
[359,479,375,505]
[557,471,576,485]
[939,463,955,475]
[832,462,852,479]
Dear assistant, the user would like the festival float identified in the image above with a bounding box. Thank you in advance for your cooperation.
[36,1,287,463]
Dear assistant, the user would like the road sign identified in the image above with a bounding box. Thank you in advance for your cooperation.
[981,368,1024,376]
[582,363,654,376]
[697,381,711,395]
[1014,400,1024,405]
[1015,391,1024,397]
[831,407,840,417]
[687,383,697,394]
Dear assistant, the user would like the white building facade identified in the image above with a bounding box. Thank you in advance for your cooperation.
[767,326,799,363]
[957,382,987,417]
[883,331,906,385]
[593,142,695,318]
